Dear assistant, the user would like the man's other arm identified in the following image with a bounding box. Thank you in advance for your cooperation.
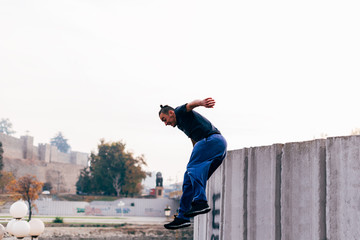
[186,98,216,112]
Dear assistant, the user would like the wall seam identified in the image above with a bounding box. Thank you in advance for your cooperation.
[243,149,248,240]
[275,145,283,240]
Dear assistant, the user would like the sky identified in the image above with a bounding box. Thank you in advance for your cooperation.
[1,0,359,185]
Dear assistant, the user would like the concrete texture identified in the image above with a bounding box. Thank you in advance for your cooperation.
[193,155,225,240]
[222,149,248,240]
[195,135,360,240]
[326,136,360,240]
[18,198,179,217]
[248,144,282,240]
[281,140,326,240]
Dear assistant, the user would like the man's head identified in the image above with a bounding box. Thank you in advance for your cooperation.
[159,105,177,127]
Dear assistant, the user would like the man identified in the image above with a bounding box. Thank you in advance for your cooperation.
[159,97,227,230]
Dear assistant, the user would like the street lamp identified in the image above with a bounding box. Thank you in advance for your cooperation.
[9,201,27,220]
[118,201,125,217]
[164,206,171,217]
[4,201,46,239]
[12,220,30,239]
[6,219,17,236]
[29,219,45,239]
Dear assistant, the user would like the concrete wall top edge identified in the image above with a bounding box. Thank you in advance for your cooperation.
[227,136,359,153]
[283,138,326,146]
[326,134,360,142]
[228,143,284,153]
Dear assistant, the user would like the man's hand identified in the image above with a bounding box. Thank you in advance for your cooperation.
[186,97,216,112]
[201,97,215,108]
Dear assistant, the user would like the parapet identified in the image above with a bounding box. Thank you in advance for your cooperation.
[194,135,360,240]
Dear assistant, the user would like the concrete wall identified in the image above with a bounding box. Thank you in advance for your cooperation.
[326,136,360,240]
[32,198,180,217]
[281,140,326,240]
[194,135,360,240]
[34,199,89,215]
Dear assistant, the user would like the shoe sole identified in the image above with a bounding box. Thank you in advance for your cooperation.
[184,207,211,218]
[164,222,191,230]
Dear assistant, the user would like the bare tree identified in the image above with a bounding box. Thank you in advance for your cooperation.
[112,174,122,197]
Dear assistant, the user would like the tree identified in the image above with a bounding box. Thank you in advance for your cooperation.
[0,118,16,135]
[76,167,92,194]
[6,175,43,221]
[76,140,147,196]
[0,171,15,193]
[50,132,71,153]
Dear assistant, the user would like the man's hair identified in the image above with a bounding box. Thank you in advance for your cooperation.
[159,105,174,116]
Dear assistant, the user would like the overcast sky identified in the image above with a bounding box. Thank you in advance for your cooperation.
[1,0,359,184]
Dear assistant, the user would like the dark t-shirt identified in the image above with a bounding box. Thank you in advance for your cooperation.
[174,104,220,142]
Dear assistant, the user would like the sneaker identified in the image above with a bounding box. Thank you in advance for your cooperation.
[164,216,191,230]
[184,201,211,218]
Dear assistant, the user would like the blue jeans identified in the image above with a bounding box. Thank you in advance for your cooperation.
[178,134,227,220]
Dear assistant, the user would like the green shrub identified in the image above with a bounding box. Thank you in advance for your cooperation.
[53,217,64,223]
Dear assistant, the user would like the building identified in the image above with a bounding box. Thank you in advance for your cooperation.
[0,133,89,194]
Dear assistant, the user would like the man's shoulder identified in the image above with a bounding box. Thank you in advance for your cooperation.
[175,104,188,114]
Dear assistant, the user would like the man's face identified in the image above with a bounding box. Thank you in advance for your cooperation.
[159,110,177,127]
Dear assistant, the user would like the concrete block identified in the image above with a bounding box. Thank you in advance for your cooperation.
[194,159,226,240]
[194,156,225,240]
[193,209,207,240]
[248,144,283,240]
[222,148,248,240]
[281,140,326,240]
[206,161,224,240]
[326,136,360,240]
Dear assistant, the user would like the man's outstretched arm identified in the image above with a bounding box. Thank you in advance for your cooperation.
[186,98,215,112]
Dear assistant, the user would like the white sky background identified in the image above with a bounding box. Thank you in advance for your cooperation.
[1,0,359,185]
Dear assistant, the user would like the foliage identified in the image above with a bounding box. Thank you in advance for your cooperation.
[42,182,53,192]
[0,118,16,135]
[76,140,147,196]
[351,128,360,135]
[6,174,43,221]
[0,171,15,193]
[76,168,92,194]
[50,132,71,153]
[53,217,64,223]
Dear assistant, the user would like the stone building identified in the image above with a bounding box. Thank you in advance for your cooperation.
[0,133,89,194]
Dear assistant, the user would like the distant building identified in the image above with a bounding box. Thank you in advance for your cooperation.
[141,171,182,199]
[0,133,89,194]
[155,172,164,198]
